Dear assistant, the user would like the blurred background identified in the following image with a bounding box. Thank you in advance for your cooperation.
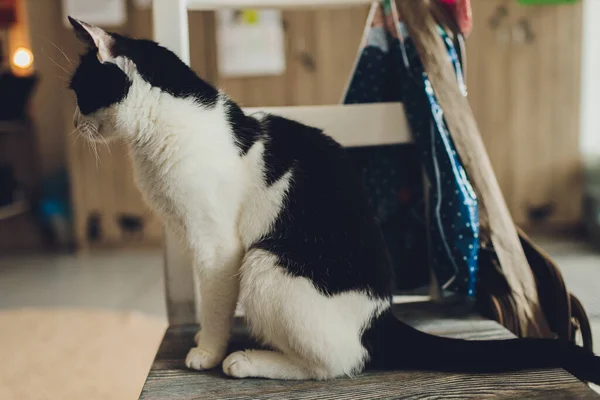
[0,0,599,398]
[0,0,598,253]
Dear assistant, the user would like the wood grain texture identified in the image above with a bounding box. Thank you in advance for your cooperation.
[466,0,515,221]
[508,4,544,226]
[467,0,584,227]
[67,1,167,249]
[139,302,597,400]
[552,2,583,225]
[284,11,320,105]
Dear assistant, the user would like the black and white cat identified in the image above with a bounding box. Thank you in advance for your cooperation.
[67,18,599,383]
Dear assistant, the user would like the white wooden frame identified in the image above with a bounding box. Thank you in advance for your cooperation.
[153,0,421,324]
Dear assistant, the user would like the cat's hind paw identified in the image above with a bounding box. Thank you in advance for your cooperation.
[223,351,253,378]
[185,346,224,371]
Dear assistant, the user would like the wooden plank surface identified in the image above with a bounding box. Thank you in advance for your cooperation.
[139,302,597,400]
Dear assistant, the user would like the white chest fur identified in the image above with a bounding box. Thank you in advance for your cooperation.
[122,93,245,246]
[119,88,290,254]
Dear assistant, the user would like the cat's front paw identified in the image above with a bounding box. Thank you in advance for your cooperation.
[223,351,253,378]
[185,346,225,371]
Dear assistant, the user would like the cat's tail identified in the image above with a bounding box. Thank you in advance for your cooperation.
[366,311,600,384]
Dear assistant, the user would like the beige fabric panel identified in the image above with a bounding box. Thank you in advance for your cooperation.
[397,0,551,337]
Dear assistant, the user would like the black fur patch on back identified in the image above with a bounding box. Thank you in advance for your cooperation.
[111,35,219,107]
[69,49,131,115]
[225,99,263,155]
[252,115,394,297]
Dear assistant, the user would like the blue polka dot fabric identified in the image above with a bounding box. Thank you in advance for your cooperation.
[343,1,480,299]
[344,24,430,292]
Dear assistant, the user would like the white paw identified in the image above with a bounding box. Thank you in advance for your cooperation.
[185,347,224,371]
[194,330,201,345]
[223,351,253,378]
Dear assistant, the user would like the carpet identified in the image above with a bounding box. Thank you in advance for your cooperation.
[0,308,167,400]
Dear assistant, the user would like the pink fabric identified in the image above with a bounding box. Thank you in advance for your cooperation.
[437,0,472,37]
[455,0,472,37]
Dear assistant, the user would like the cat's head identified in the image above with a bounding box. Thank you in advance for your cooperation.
[68,17,218,142]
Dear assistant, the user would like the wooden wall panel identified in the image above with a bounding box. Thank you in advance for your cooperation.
[553,3,583,225]
[65,1,164,249]
[467,0,515,216]
[507,4,544,225]
[26,0,73,178]
[189,11,218,83]
[467,0,583,227]
[283,11,320,105]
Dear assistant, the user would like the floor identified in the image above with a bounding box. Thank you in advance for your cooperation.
[0,250,167,319]
[2,238,599,334]
[533,237,600,350]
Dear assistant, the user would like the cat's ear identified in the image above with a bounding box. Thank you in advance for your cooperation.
[68,17,114,62]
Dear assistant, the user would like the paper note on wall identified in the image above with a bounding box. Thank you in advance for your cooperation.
[62,0,126,27]
[217,9,286,78]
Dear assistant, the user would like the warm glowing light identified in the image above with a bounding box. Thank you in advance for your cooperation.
[12,47,34,69]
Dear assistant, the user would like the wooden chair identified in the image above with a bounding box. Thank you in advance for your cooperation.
[139,1,598,398]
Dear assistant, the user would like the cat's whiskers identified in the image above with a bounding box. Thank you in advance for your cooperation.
[97,132,112,156]
[228,269,244,280]
[90,137,100,167]
[45,39,74,66]
[78,122,102,166]
[71,128,82,147]
[43,47,71,77]
[44,61,73,88]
